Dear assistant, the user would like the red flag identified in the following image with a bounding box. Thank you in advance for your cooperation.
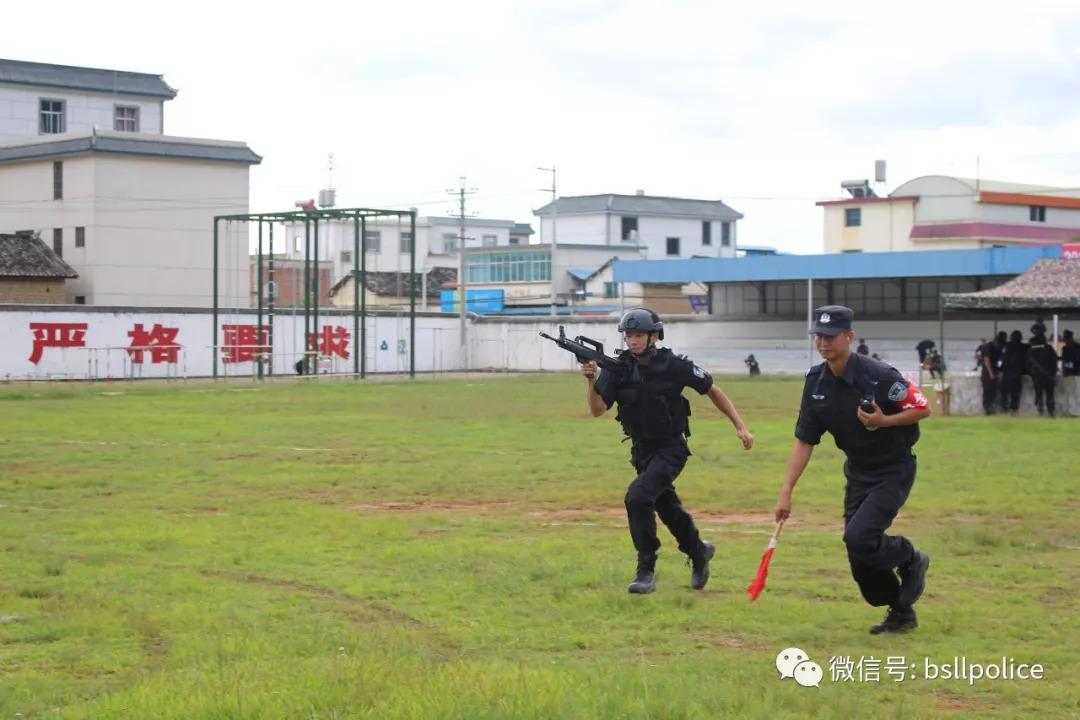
[747,521,784,601]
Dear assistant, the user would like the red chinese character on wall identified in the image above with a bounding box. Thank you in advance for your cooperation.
[308,326,350,360]
[221,324,269,363]
[28,322,88,364]
[127,323,181,364]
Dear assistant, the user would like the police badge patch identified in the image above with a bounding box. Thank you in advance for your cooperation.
[693,365,706,379]
[887,381,907,402]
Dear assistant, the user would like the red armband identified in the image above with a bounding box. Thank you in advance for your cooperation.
[899,384,929,410]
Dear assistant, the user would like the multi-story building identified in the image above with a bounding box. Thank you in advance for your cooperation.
[820,176,1080,253]
[0,58,260,307]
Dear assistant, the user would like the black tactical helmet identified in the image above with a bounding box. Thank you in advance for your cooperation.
[618,307,664,340]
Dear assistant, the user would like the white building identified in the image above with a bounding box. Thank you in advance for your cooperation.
[820,175,1080,253]
[0,59,260,307]
[534,192,742,259]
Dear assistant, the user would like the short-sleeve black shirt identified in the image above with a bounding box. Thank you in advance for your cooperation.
[594,349,713,410]
[795,353,922,469]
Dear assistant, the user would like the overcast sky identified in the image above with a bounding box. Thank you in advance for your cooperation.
[7,0,1080,253]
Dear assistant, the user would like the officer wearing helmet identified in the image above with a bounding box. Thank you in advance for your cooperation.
[580,307,754,594]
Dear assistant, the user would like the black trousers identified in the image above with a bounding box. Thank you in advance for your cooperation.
[1000,372,1023,411]
[979,371,998,414]
[1032,375,1056,415]
[624,439,704,564]
[842,456,917,608]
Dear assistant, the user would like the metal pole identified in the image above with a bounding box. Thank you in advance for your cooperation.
[267,223,275,376]
[353,215,360,377]
[458,179,467,351]
[257,219,264,380]
[938,295,945,371]
[551,167,558,316]
[314,217,320,371]
[212,218,219,379]
[409,210,417,379]
[807,278,813,367]
[304,218,311,374]
[1053,313,1059,347]
[361,216,367,379]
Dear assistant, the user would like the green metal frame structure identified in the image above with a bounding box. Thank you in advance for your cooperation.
[212,208,418,380]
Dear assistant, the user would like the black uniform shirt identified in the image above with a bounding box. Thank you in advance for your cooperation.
[1062,342,1080,376]
[795,353,927,470]
[594,349,713,409]
[985,341,1004,372]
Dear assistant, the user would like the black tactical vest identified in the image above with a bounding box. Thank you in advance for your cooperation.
[613,348,692,442]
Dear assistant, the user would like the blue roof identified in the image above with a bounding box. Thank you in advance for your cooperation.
[567,268,595,280]
[613,245,1063,284]
[489,304,621,316]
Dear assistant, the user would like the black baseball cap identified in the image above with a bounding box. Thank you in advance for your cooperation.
[810,305,854,336]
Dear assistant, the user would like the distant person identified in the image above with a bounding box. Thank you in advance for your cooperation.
[979,334,1005,415]
[916,339,936,366]
[924,348,946,380]
[1000,330,1028,414]
[1027,330,1058,417]
[973,339,986,372]
[1061,330,1079,377]
[744,354,761,376]
[857,339,870,356]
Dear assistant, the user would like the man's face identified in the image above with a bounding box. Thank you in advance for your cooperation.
[624,331,653,354]
[815,330,854,360]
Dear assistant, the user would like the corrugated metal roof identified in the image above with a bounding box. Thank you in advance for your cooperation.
[0,58,177,99]
[0,130,261,165]
[0,233,78,278]
[613,246,1063,284]
[535,194,743,220]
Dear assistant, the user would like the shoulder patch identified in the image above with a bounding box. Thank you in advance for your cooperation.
[692,365,706,379]
[887,380,907,402]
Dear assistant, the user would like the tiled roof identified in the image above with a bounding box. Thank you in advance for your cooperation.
[0,233,78,278]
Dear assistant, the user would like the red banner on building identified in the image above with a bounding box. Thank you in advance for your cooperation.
[1063,243,1080,260]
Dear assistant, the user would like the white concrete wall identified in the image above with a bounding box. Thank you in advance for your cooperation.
[538,214,609,246]
[538,213,738,258]
[0,84,164,140]
[2,307,1061,382]
[0,154,250,307]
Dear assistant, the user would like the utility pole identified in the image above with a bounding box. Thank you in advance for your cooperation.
[448,177,477,360]
[538,166,558,316]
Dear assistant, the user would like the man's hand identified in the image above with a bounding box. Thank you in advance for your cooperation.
[857,399,887,428]
[774,492,792,523]
[580,361,598,380]
[736,425,754,450]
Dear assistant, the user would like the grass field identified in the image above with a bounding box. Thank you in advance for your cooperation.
[1,374,1078,719]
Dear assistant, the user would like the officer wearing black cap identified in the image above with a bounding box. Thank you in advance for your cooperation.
[580,307,754,594]
[773,305,933,634]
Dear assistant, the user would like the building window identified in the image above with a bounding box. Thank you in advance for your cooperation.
[74,295,86,305]
[844,208,862,227]
[442,233,459,253]
[508,236,520,246]
[621,216,638,241]
[465,250,550,283]
[75,226,85,248]
[604,282,619,298]
[721,221,732,247]
[1029,205,1046,222]
[53,161,63,200]
[482,234,497,248]
[114,106,139,132]
[400,231,413,253]
[52,228,63,257]
[40,99,65,134]
[666,237,680,256]
[363,230,381,252]
[702,221,712,246]
[341,250,352,264]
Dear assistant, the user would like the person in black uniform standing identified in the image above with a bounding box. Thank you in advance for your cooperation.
[1061,330,1079,377]
[979,333,1006,415]
[581,308,754,594]
[1000,330,1028,414]
[1027,329,1059,417]
[773,306,932,634]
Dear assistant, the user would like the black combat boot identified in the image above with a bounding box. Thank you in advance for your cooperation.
[869,606,918,634]
[628,555,657,594]
[689,541,715,590]
[897,549,930,607]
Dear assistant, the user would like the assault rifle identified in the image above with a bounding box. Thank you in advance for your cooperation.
[539,326,623,372]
